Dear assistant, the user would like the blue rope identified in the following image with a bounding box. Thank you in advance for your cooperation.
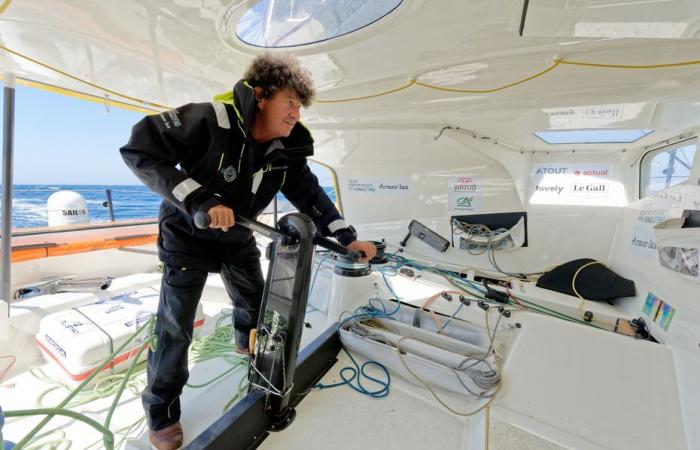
[315,252,482,399]
[319,262,404,398]
[316,347,391,398]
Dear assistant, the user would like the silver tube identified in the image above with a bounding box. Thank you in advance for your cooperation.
[105,188,115,221]
[2,73,15,312]
[273,194,278,225]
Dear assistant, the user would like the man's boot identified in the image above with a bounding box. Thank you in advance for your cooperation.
[149,421,183,450]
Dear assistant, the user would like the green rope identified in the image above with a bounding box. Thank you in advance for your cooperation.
[11,310,249,449]
[103,334,155,448]
[223,375,250,412]
[5,409,114,449]
[21,428,70,450]
[9,317,154,449]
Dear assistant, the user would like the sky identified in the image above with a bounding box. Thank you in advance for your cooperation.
[0,84,334,186]
[2,85,144,184]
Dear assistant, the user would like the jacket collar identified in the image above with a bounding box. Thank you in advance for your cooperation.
[231,80,314,158]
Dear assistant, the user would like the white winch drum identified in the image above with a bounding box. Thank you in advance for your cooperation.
[35,288,205,382]
[47,190,89,226]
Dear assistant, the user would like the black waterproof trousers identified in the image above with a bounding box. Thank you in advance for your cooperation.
[142,238,264,431]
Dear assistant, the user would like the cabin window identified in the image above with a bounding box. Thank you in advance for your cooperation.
[235,0,403,48]
[640,139,697,198]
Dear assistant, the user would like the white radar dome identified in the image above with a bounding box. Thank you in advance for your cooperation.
[47,191,89,226]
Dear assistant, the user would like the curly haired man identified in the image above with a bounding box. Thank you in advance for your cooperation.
[121,54,376,449]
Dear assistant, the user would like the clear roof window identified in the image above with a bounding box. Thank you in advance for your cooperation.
[236,0,403,48]
[534,129,654,144]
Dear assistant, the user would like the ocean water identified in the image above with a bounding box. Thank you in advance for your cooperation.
[4,185,336,229]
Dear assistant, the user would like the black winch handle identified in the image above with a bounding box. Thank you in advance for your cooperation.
[194,210,362,262]
[314,234,362,262]
[194,210,285,241]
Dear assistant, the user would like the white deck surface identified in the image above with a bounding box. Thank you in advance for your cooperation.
[1,258,690,450]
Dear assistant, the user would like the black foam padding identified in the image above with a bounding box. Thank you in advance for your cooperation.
[682,209,700,228]
[536,258,636,301]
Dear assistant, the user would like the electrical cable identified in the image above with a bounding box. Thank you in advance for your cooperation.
[389,253,609,330]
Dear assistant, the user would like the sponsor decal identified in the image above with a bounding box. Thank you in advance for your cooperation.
[534,185,564,195]
[574,168,609,177]
[571,183,608,198]
[642,292,676,332]
[534,167,568,175]
[456,196,473,207]
[449,176,481,212]
[629,199,671,258]
[347,177,411,194]
[543,104,641,129]
[530,164,614,204]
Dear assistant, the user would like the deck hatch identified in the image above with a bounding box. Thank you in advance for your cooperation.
[534,129,653,144]
[232,0,403,48]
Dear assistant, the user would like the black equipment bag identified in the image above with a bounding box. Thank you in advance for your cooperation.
[536,258,636,301]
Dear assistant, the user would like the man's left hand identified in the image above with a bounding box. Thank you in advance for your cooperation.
[347,240,377,263]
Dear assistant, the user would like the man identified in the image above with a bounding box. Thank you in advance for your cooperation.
[121,53,376,450]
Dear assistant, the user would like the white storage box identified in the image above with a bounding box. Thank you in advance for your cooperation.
[35,288,205,382]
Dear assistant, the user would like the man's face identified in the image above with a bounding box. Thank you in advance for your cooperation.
[257,88,302,139]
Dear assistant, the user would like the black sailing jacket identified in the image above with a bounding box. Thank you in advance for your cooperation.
[120,80,355,271]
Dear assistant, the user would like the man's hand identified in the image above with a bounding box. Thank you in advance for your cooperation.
[347,240,377,263]
[207,205,235,231]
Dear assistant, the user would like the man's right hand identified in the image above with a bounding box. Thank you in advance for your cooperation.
[207,205,235,231]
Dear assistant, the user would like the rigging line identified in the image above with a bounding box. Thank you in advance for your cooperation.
[317,56,700,102]
[0,0,12,16]
[415,59,561,94]
[557,59,700,70]
[314,79,416,103]
[0,44,171,110]
[6,34,700,108]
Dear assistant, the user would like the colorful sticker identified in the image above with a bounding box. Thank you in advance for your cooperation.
[643,292,676,332]
[658,302,676,332]
[448,176,481,213]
